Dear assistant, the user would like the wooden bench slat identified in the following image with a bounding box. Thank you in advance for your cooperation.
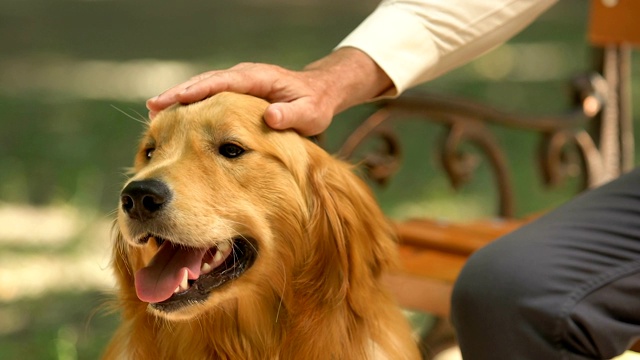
[389,219,530,315]
[383,273,453,317]
[396,218,526,255]
[397,245,467,283]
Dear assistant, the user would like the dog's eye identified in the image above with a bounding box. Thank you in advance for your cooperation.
[219,143,245,158]
[145,148,155,160]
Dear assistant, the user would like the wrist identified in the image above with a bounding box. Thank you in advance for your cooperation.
[303,47,393,116]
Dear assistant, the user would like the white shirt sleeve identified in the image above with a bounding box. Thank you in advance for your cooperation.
[336,0,558,97]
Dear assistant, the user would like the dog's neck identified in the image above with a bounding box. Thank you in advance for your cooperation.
[109,291,382,360]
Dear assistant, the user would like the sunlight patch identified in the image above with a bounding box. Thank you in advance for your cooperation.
[0,55,207,101]
[0,203,114,301]
[0,204,80,245]
[390,196,487,222]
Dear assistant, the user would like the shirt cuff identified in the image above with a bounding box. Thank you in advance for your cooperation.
[336,4,440,98]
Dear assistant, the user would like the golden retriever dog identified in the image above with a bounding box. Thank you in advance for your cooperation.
[104,92,420,360]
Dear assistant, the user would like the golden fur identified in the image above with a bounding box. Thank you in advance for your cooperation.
[104,92,420,360]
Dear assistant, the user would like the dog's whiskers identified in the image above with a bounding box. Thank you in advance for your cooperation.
[275,263,286,324]
[110,104,150,126]
[194,314,206,335]
[231,242,240,268]
[154,314,173,334]
[106,208,119,218]
[128,108,151,126]
[221,221,259,256]
[217,220,258,256]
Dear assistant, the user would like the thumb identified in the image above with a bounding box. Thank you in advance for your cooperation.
[263,102,331,136]
[263,103,286,130]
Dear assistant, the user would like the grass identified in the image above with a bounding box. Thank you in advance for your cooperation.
[0,291,118,360]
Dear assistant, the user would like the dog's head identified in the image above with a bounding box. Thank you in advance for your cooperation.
[114,92,396,322]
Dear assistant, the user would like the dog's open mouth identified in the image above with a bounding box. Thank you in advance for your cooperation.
[134,235,257,313]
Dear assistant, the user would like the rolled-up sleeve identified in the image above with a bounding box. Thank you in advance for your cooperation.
[336,0,558,96]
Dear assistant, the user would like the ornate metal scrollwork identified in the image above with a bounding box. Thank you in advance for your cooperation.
[440,120,514,217]
[538,129,604,190]
[338,109,401,186]
[336,72,610,218]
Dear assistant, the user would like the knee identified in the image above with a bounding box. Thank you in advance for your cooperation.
[449,235,552,356]
[450,233,545,328]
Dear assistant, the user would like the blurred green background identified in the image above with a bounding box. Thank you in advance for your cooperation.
[0,0,638,359]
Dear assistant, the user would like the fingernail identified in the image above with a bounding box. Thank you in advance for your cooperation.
[268,107,283,128]
[273,108,282,122]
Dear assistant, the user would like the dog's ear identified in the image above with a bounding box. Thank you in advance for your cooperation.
[302,142,398,308]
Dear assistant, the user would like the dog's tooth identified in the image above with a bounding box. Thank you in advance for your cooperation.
[217,242,231,253]
[200,262,212,274]
[180,269,189,291]
[174,286,181,294]
[213,250,223,264]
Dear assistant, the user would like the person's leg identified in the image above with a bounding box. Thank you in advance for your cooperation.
[451,168,640,360]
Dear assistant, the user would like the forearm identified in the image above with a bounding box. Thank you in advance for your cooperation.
[338,0,559,96]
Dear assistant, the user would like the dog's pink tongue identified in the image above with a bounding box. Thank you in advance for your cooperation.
[135,241,207,303]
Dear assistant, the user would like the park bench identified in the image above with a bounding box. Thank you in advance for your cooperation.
[336,1,639,357]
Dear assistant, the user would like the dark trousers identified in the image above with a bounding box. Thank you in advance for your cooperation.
[451,167,640,359]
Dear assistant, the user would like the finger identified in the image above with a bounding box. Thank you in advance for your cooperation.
[146,72,218,112]
[264,101,331,136]
[263,105,284,128]
[176,67,282,104]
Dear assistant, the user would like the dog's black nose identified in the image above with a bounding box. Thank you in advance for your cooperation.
[120,179,171,221]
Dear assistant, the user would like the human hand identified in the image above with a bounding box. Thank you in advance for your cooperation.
[147,63,336,136]
[146,48,393,136]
